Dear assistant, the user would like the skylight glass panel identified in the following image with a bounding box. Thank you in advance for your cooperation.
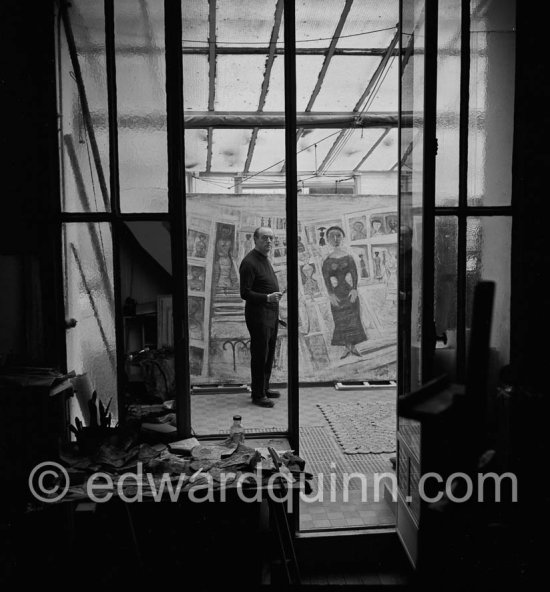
[211,129,252,172]
[249,129,286,172]
[312,56,381,111]
[182,0,209,48]
[337,0,398,48]
[183,54,209,111]
[294,55,326,111]
[184,129,208,172]
[355,127,398,170]
[365,55,399,111]
[217,0,278,45]
[215,55,266,111]
[297,128,344,172]
[325,128,388,171]
[295,0,347,49]
[259,55,286,112]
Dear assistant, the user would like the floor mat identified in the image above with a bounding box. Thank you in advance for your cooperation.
[317,399,396,454]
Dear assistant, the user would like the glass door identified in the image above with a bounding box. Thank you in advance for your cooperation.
[396,0,438,568]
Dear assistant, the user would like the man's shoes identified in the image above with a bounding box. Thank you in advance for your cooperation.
[252,397,274,408]
[265,389,281,399]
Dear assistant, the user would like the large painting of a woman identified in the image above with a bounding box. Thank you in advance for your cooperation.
[321,226,367,359]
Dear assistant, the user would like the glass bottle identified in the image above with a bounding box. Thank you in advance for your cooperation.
[229,415,245,444]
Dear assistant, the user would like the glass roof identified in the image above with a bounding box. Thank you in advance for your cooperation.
[76,0,400,187]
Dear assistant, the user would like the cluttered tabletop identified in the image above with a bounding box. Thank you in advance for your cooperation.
[49,399,312,505]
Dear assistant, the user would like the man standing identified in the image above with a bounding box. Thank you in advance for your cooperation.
[239,227,283,407]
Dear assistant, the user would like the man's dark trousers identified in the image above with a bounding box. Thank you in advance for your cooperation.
[246,319,278,400]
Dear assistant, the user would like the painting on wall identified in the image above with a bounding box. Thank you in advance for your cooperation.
[350,245,370,283]
[385,213,398,234]
[370,246,386,281]
[212,223,238,296]
[300,262,322,297]
[349,215,368,241]
[187,229,209,259]
[369,215,386,237]
[189,346,204,376]
[188,265,206,292]
[188,296,205,341]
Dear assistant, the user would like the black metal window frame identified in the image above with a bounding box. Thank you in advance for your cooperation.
[436,0,513,384]
[58,0,300,451]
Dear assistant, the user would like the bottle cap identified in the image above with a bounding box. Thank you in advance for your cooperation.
[233,415,241,421]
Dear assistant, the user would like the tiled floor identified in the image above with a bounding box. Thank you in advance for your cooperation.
[191,385,397,531]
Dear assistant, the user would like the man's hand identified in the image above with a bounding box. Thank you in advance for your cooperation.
[267,291,283,303]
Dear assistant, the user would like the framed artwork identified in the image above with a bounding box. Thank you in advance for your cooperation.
[349,215,368,241]
[385,213,398,234]
[300,262,322,297]
[187,229,209,259]
[188,265,206,292]
[350,245,370,283]
[188,296,205,341]
[189,346,204,376]
[369,215,386,237]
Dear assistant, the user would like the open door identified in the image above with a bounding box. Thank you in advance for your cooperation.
[396,0,438,568]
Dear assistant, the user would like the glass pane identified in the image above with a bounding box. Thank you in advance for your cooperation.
[211,129,253,173]
[63,223,117,424]
[58,0,110,213]
[186,195,288,436]
[434,216,458,378]
[312,56,382,112]
[119,222,174,409]
[292,56,325,112]
[115,0,168,212]
[297,0,399,533]
[217,0,278,44]
[367,56,400,112]
[215,55,265,111]
[337,0,398,48]
[435,0,461,207]
[468,0,515,206]
[465,217,511,387]
[295,0,347,48]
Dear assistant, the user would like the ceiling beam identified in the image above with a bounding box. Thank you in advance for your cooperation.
[206,0,217,173]
[316,28,399,174]
[183,46,400,56]
[92,110,410,129]
[184,111,405,128]
[243,0,284,174]
[79,45,403,56]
